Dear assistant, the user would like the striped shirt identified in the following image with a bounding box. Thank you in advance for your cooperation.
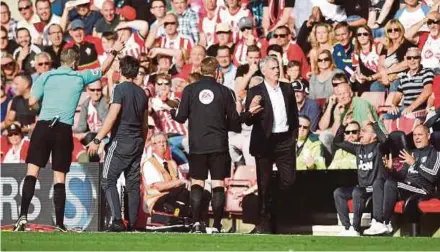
[398,68,434,109]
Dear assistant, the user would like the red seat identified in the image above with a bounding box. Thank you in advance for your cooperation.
[347,199,353,212]
[394,200,404,214]
[314,98,327,110]
[418,198,440,213]
[388,110,428,134]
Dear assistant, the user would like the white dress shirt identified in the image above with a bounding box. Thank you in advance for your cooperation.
[264,81,289,133]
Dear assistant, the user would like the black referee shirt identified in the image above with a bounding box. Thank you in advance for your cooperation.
[172,76,241,154]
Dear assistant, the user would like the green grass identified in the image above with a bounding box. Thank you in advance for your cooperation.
[1,232,440,251]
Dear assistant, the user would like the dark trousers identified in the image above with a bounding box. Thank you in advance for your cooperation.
[154,186,191,217]
[381,179,427,224]
[255,132,296,224]
[102,138,144,228]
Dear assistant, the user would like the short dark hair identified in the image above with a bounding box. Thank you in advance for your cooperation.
[332,72,349,84]
[0,1,9,10]
[15,72,32,88]
[334,22,350,33]
[16,27,30,38]
[102,31,117,41]
[266,44,283,55]
[150,0,166,6]
[200,57,219,76]
[35,0,51,7]
[347,121,361,130]
[217,45,230,55]
[120,56,140,79]
[287,60,301,69]
[247,45,260,55]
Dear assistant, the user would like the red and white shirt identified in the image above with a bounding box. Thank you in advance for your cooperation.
[419,32,440,69]
[352,42,381,73]
[151,96,188,136]
[217,7,254,43]
[122,32,146,59]
[200,7,223,48]
[155,34,193,52]
[233,40,252,66]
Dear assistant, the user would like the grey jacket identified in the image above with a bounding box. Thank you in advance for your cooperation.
[74,97,108,133]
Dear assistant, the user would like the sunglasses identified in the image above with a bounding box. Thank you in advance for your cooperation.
[3,62,15,68]
[387,28,400,33]
[216,31,230,35]
[156,81,170,86]
[427,19,440,26]
[299,125,309,130]
[332,81,346,87]
[273,34,287,38]
[18,5,31,11]
[0,36,7,40]
[357,32,369,37]
[406,55,421,60]
[344,130,359,135]
[240,27,252,32]
[89,88,102,92]
[318,57,331,63]
[164,22,177,26]
[8,132,20,137]
[37,62,51,66]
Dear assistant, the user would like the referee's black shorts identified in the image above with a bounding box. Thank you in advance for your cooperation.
[26,120,73,173]
[188,152,231,180]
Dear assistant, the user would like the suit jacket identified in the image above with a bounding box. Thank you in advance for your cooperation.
[243,81,299,156]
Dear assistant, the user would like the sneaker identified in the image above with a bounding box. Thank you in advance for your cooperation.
[364,220,388,236]
[338,226,360,237]
[54,225,68,232]
[191,222,206,233]
[208,227,220,234]
[13,216,27,232]
[385,223,393,234]
[107,219,125,232]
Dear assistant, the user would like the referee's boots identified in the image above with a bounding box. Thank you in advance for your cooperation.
[13,216,27,232]
[108,219,125,232]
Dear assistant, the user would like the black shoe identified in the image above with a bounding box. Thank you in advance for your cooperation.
[254,218,271,234]
[13,216,27,232]
[108,219,125,232]
[54,225,68,232]
[191,222,206,233]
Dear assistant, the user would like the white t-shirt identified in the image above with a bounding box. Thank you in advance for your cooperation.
[397,7,429,32]
[421,35,440,69]
[309,0,347,22]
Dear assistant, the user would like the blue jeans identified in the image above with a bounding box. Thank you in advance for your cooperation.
[345,15,363,23]
[168,135,188,165]
[370,79,400,92]
[373,27,385,38]
[383,107,404,120]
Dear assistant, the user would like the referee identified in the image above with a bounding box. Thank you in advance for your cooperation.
[172,57,243,233]
[87,56,149,232]
[14,42,124,232]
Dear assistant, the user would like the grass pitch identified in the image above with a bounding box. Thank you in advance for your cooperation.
[2,232,440,251]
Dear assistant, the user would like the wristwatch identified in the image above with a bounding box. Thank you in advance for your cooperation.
[93,138,101,145]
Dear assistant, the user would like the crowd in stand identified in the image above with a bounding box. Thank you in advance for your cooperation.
[1,0,440,234]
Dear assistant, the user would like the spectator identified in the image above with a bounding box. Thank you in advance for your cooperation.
[63,19,103,70]
[43,24,65,68]
[328,121,359,169]
[74,80,108,142]
[149,0,167,39]
[262,0,294,36]
[309,23,335,74]
[141,132,191,215]
[62,1,102,36]
[171,0,199,44]
[351,25,384,93]
[0,26,18,57]
[378,19,412,92]
[0,2,18,40]
[309,49,344,100]
[13,27,42,74]
[395,0,430,31]
[330,0,369,27]
[286,60,301,82]
[16,0,40,33]
[97,31,117,66]
[295,4,327,56]
[387,47,434,118]
[3,73,37,135]
[206,23,235,57]
[216,45,237,90]
[292,79,322,133]
[406,11,440,72]
[233,17,257,66]
[148,13,193,52]
[93,1,120,37]
[179,45,207,77]
[308,0,346,24]
[0,54,20,84]
[1,79,10,126]
[31,52,52,82]
[32,0,61,46]
[1,123,30,163]
[235,45,263,97]
[296,115,326,170]
[368,0,400,38]
[199,0,220,48]
[333,22,354,77]
[115,20,149,58]
[365,124,440,236]
[218,0,253,43]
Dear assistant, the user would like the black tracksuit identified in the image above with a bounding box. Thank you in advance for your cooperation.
[333,122,388,231]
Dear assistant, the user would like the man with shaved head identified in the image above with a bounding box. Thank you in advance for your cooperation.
[94,1,120,37]
[365,124,440,235]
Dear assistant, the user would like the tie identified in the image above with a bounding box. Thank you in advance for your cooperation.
[163,161,170,174]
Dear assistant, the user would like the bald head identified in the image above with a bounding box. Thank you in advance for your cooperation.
[335,83,353,106]
[413,124,430,149]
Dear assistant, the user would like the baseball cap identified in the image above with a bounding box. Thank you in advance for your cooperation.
[6,123,22,136]
[238,17,253,30]
[70,19,85,30]
[117,5,137,21]
[215,23,231,33]
[291,79,310,94]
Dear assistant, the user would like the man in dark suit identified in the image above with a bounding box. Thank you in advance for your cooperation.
[243,55,299,233]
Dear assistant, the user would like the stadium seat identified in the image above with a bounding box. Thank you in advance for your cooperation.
[388,110,427,135]
[360,92,386,111]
